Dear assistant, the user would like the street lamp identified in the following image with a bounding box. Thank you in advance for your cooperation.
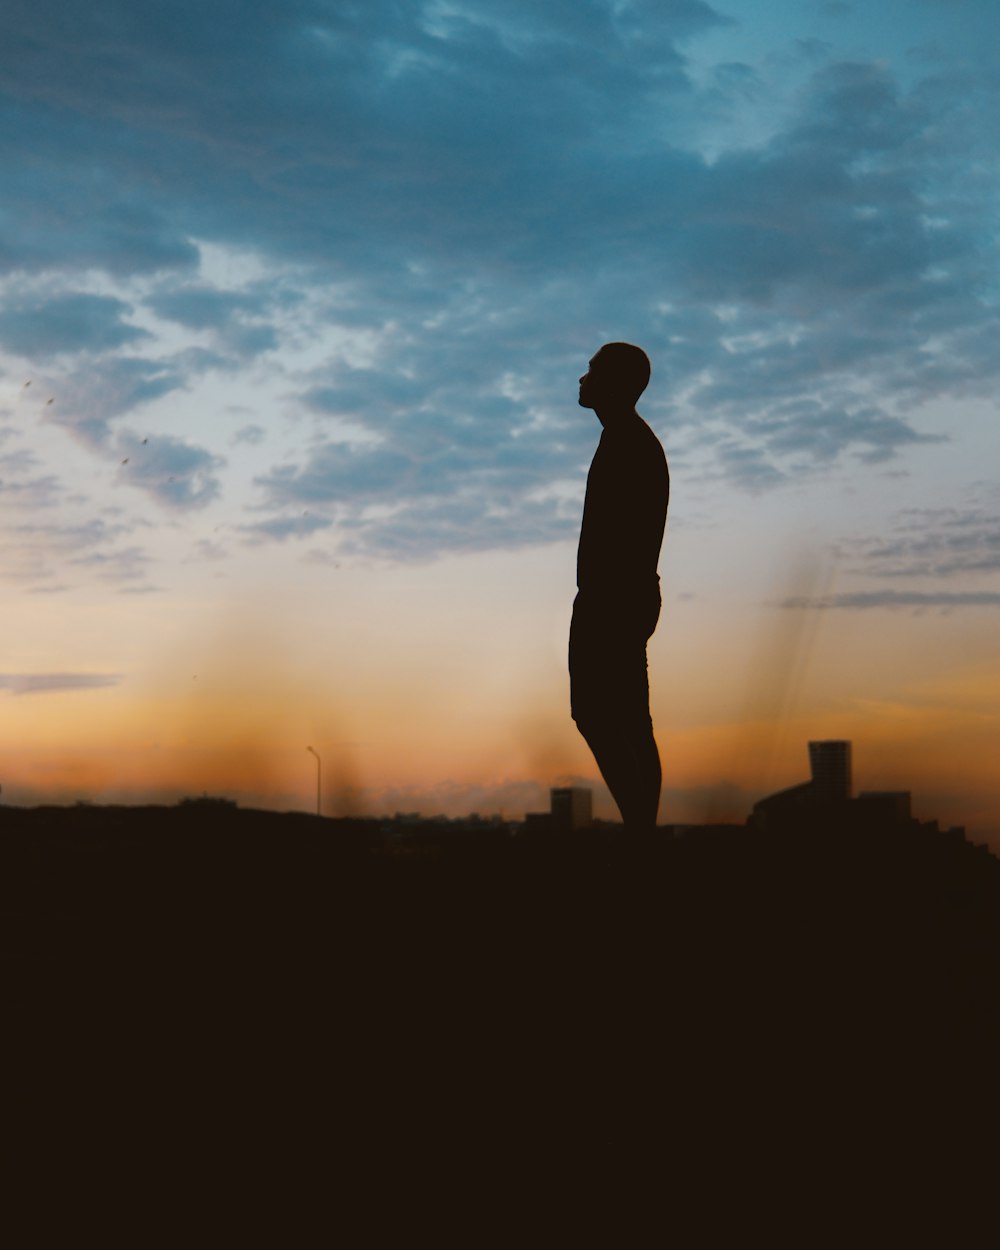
[306,746,321,817]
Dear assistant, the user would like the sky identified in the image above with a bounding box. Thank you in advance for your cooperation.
[1,0,998,842]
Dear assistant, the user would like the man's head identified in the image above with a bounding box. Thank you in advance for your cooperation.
[578,342,651,413]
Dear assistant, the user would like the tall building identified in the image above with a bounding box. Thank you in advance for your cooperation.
[808,740,852,803]
[550,787,593,832]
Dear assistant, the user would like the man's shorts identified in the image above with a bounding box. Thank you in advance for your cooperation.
[568,588,660,732]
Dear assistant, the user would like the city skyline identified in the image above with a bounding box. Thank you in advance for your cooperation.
[0,734,974,849]
[1,3,999,849]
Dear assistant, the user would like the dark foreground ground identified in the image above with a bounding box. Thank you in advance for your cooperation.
[4,804,1000,1239]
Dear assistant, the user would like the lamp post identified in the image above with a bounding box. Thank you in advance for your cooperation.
[306,746,321,817]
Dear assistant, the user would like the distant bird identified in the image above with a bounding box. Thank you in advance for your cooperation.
[141,437,148,444]
[23,381,30,388]
[46,398,54,405]
[121,458,129,465]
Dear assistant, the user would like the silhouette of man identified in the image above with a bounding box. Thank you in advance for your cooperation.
[570,343,669,834]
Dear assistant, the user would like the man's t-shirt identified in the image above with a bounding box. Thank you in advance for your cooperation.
[576,413,669,608]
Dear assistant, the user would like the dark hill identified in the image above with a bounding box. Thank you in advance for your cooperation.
[5,804,998,1236]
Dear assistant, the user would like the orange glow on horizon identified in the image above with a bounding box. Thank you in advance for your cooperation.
[4,692,995,847]
[1,553,996,846]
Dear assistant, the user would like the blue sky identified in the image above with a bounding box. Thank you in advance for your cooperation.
[1,1,999,832]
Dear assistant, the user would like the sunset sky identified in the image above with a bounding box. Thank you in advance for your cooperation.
[1,1,998,844]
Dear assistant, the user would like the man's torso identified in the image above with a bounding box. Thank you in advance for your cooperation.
[576,413,669,602]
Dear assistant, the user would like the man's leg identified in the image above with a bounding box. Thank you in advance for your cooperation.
[577,716,661,834]
[570,601,662,832]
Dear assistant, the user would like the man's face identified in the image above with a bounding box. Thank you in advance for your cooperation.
[578,352,605,409]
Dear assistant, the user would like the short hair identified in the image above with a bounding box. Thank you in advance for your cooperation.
[595,342,651,403]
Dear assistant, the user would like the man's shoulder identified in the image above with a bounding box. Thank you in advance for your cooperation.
[637,413,663,441]
[606,413,660,440]
[631,416,668,466]
[598,415,668,476]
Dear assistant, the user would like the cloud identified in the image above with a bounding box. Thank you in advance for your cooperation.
[69,544,152,586]
[3,3,1000,559]
[0,1,719,278]
[231,424,266,446]
[760,488,1000,612]
[148,286,267,330]
[221,322,277,356]
[712,441,788,491]
[7,516,133,552]
[148,284,279,356]
[239,513,334,544]
[743,399,945,470]
[0,101,201,277]
[778,590,1000,609]
[45,356,187,446]
[343,493,575,560]
[116,431,224,510]
[0,292,149,358]
[0,472,64,509]
[0,448,39,472]
[253,359,582,554]
[0,515,146,589]
[0,450,65,508]
[837,502,1000,578]
[0,672,122,695]
[190,538,228,562]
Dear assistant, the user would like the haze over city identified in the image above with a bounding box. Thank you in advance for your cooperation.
[1,1,998,847]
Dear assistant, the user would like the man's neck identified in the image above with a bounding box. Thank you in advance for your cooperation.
[595,404,639,430]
